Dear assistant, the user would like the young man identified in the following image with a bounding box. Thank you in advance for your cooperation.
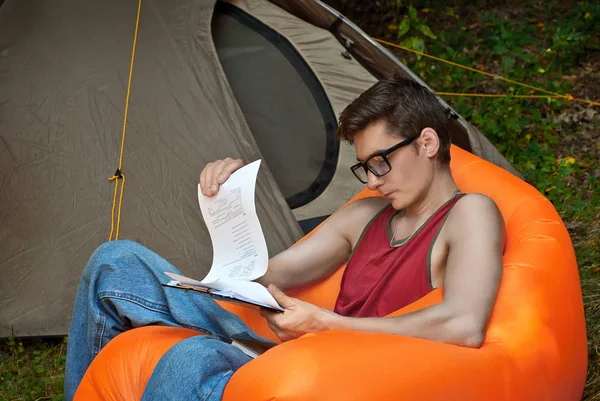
[64,77,504,400]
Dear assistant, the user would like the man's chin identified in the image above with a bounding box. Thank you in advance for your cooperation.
[388,197,404,210]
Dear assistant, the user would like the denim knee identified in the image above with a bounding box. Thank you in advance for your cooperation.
[144,335,249,399]
[158,336,235,372]
[82,240,149,282]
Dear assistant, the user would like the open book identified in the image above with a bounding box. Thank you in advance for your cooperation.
[163,160,284,313]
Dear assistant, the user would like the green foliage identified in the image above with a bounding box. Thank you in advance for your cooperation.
[391,2,436,54]
[545,1,600,69]
[0,337,66,400]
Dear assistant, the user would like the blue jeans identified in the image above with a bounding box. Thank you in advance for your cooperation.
[64,240,272,401]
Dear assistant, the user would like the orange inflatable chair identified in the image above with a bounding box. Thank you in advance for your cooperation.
[74,146,587,401]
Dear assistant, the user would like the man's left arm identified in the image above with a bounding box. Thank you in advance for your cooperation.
[261,194,505,348]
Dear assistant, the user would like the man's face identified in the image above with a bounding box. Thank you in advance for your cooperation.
[353,121,432,210]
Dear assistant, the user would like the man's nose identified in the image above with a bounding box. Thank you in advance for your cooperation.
[366,170,382,191]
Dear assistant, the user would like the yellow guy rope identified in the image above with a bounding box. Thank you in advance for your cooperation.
[374,38,600,107]
[108,0,142,241]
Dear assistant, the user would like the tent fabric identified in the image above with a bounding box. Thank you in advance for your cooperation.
[225,0,375,219]
[226,0,378,119]
[0,0,303,337]
[212,1,339,209]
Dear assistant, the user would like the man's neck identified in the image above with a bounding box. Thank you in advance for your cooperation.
[404,169,459,219]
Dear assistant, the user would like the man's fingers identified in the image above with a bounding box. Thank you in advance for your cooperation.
[268,284,295,308]
[202,162,216,196]
[200,158,245,197]
[266,321,281,339]
[207,160,226,195]
[217,158,244,184]
[260,308,279,325]
[264,317,288,342]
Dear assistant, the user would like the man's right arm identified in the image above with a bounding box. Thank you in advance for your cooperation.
[199,158,384,292]
[258,197,387,291]
[257,205,350,291]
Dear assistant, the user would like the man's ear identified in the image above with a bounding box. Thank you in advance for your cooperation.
[419,127,440,159]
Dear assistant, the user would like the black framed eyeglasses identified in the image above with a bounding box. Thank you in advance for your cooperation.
[350,136,417,183]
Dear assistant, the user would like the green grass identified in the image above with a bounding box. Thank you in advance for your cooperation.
[0,338,66,401]
[1,1,599,400]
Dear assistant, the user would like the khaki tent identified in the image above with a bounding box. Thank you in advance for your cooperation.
[0,0,518,337]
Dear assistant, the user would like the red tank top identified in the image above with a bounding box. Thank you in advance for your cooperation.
[334,193,465,318]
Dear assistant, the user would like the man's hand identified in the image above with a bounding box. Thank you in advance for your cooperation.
[260,285,339,342]
[199,158,244,197]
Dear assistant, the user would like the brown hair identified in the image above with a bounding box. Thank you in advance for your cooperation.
[337,74,452,165]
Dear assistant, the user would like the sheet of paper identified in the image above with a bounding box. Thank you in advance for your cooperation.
[164,159,283,312]
[164,272,206,287]
[204,278,283,311]
[198,160,269,283]
[163,273,282,311]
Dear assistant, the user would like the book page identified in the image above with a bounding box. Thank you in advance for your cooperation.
[198,160,269,283]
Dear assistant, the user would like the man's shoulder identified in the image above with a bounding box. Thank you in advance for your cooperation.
[445,192,505,241]
[453,193,501,216]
